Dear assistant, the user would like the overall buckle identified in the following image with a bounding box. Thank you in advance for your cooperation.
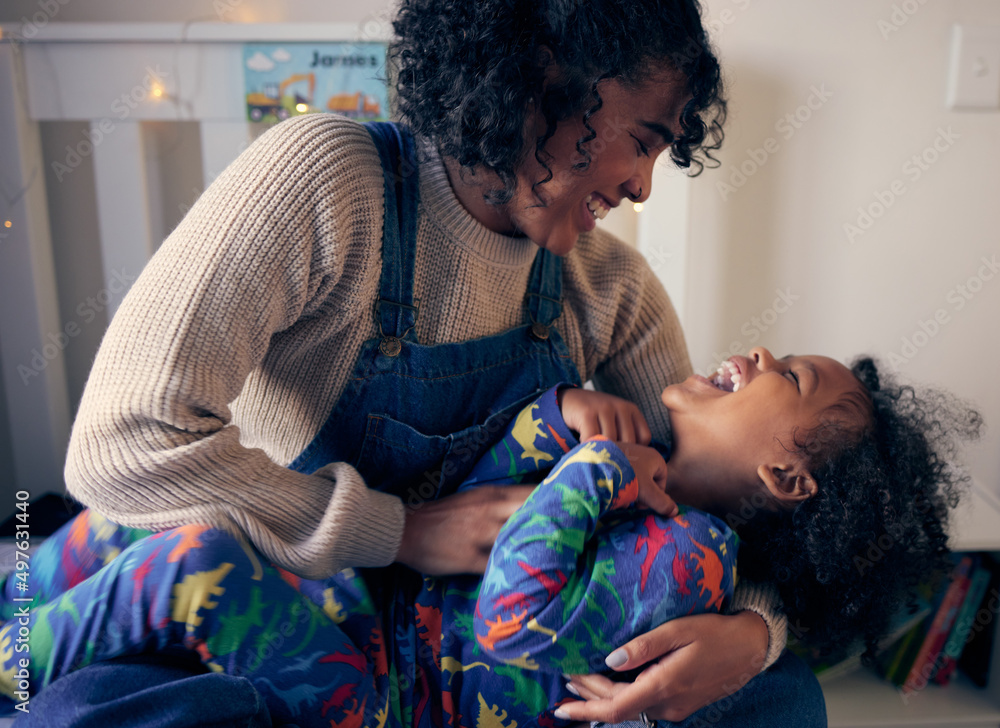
[525,292,561,341]
[374,299,419,357]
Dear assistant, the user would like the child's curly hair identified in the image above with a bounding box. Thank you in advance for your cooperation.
[735,357,984,661]
[389,0,727,204]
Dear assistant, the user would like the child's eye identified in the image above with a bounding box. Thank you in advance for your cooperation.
[630,134,650,157]
[786,371,800,391]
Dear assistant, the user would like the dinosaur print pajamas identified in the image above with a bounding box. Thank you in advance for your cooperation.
[0,386,738,728]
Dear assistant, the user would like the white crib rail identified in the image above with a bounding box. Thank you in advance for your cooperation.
[0,22,388,493]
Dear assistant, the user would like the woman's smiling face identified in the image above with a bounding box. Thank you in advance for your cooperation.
[660,347,870,514]
[510,73,690,254]
[449,71,691,255]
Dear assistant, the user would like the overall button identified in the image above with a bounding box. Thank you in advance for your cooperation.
[380,337,402,357]
[530,322,550,340]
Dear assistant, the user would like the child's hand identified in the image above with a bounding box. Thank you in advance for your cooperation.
[559,388,652,444]
[614,442,677,517]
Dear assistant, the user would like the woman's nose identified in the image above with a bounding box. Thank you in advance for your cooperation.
[623,179,648,204]
[624,159,656,204]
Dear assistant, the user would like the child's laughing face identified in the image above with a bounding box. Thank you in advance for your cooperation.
[660,347,870,515]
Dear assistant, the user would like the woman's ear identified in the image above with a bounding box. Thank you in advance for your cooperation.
[756,462,818,507]
[537,44,556,70]
[528,46,557,113]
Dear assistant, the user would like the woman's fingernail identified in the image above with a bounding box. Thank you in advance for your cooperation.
[554,708,571,719]
[606,649,628,669]
[565,682,580,696]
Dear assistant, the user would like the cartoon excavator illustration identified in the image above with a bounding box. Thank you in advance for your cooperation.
[247,73,316,122]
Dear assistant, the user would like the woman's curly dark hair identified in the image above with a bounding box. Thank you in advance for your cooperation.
[389,0,726,204]
[734,357,984,661]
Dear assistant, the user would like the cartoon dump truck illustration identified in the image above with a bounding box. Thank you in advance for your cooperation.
[247,73,316,121]
[326,91,382,118]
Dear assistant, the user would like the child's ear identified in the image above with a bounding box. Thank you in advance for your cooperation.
[757,462,818,507]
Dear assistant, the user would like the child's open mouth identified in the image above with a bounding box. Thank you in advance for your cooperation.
[709,360,742,392]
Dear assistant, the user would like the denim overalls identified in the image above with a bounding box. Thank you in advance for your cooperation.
[288,122,582,501]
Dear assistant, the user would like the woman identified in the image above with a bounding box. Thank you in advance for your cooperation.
[35,1,826,726]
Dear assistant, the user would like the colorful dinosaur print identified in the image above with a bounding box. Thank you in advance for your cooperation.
[517,561,566,601]
[165,524,212,563]
[476,610,528,653]
[440,655,491,685]
[1,386,737,728]
[689,537,727,611]
[510,403,554,468]
[170,562,235,630]
[634,514,674,592]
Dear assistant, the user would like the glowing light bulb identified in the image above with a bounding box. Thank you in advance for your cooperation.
[151,85,164,99]
[633,202,644,213]
[4,220,11,228]
[295,103,308,113]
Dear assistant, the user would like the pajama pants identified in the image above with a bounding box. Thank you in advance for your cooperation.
[0,511,403,728]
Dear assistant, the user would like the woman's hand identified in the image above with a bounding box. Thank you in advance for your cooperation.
[395,485,535,575]
[556,611,770,724]
[559,388,652,444]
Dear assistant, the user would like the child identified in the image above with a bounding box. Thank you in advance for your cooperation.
[1,390,736,728]
[0,348,980,727]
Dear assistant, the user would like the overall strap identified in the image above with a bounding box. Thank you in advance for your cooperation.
[364,121,420,355]
[524,249,564,340]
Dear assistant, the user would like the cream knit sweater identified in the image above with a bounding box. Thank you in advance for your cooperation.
[64,114,785,665]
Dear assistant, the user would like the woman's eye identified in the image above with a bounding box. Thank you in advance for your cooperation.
[786,371,800,390]
[630,134,650,157]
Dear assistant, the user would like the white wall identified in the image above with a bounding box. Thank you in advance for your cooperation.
[0,0,393,24]
[682,0,1000,501]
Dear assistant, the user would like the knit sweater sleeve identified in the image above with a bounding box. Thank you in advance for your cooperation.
[564,231,692,443]
[64,115,403,580]
[726,579,788,669]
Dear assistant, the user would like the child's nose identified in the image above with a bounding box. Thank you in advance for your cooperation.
[749,347,776,371]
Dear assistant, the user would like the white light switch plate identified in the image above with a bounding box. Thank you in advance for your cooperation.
[946,24,1000,110]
